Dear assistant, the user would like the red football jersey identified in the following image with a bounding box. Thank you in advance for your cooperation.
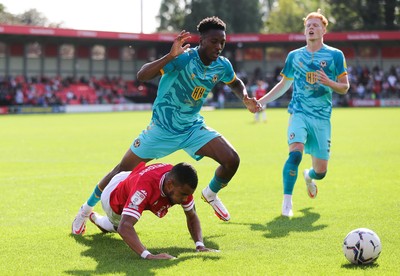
[109,163,194,220]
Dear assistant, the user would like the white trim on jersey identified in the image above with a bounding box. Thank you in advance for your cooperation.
[159,173,166,197]
[122,208,141,220]
[182,199,194,211]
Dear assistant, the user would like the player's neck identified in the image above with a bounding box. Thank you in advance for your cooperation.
[306,39,323,52]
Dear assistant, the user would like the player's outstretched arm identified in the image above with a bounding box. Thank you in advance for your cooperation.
[185,207,219,252]
[137,30,191,81]
[118,215,176,260]
[228,78,262,113]
[258,77,292,106]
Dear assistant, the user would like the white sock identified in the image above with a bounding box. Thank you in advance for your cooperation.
[202,186,216,200]
[96,216,117,232]
[82,202,93,215]
[283,194,292,205]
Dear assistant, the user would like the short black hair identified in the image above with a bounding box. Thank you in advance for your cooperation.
[170,162,198,190]
[197,16,226,34]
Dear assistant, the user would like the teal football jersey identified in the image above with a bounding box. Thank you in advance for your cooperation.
[281,44,347,119]
[152,47,235,134]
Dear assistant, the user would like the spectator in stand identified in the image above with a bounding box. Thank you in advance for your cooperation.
[253,80,268,123]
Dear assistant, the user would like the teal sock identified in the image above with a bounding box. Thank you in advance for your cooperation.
[309,169,327,180]
[208,175,229,193]
[282,151,302,195]
[87,185,102,207]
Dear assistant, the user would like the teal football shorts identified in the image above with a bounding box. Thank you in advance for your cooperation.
[130,120,221,161]
[287,112,331,160]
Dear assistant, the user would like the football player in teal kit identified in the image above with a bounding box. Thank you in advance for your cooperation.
[258,10,349,217]
[72,16,261,234]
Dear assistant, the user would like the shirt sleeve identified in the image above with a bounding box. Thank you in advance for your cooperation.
[334,50,348,79]
[181,194,194,211]
[281,51,295,80]
[220,57,236,84]
[122,185,150,220]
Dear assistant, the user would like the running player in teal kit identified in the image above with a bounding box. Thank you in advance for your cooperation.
[258,10,349,217]
[72,16,261,234]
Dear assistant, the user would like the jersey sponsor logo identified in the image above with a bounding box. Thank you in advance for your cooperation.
[130,190,147,206]
[320,61,327,68]
[306,72,318,84]
[191,86,206,100]
[128,203,140,210]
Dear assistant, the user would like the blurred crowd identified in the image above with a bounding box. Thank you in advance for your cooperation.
[0,75,156,106]
[212,64,400,108]
[1,64,399,107]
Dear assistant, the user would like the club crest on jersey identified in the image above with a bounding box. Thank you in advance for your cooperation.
[306,72,318,84]
[130,190,147,206]
[191,86,206,100]
[289,132,295,140]
[320,61,327,68]
[212,74,219,83]
[133,138,141,148]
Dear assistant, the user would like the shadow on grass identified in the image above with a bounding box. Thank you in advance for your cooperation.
[66,233,221,275]
[341,262,380,270]
[235,207,327,238]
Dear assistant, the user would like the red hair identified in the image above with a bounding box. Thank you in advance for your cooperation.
[303,9,328,27]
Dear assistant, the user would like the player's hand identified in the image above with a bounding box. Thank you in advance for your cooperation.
[146,253,176,260]
[317,69,332,87]
[170,30,191,58]
[196,245,220,252]
[243,95,263,113]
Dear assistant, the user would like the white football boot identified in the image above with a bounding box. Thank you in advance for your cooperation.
[201,187,230,221]
[72,205,92,235]
[304,169,318,199]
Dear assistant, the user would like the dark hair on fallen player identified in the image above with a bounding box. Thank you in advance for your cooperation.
[197,16,226,34]
[170,162,198,190]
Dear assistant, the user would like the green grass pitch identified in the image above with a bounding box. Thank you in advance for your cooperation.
[1,107,399,275]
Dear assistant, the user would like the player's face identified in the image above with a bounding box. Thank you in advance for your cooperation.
[304,18,325,41]
[198,29,226,65]
[166,182,194,205]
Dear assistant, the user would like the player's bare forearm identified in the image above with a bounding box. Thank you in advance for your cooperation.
[136,54,173,81]
[259,78,292,106]
[185,208,219,253]
[118,217,147,256]
[228,78,261,113]
[118,216,175,259]
[137,30,191,81]
[185,208,203,243]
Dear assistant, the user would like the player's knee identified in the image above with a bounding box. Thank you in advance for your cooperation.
[223,150,240,173]
[287,151,303,165]
[314,171,327,180]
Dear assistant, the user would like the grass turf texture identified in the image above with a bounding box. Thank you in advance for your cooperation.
[1,108,399,275]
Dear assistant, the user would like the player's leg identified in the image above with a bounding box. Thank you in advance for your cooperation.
[72,148,149,235]
[303,118,330,198]
[281,114,307,217]
[282,143,304,217]
[196,136,239,221]
[304,157,327,198]
[89,171,131,233]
